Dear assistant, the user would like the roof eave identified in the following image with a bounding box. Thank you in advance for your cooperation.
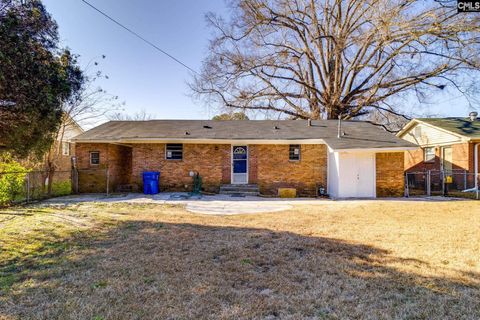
[396,119,418,138]
[329,146,419,153]
[71,138,329,145]
[413,119,471,140]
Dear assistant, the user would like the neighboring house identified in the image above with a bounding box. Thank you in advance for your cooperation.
[52,115,84,172]
[12,115,83,172]
[71,119,417,198]
[397,113,480,177]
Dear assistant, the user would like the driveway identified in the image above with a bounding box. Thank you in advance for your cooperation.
[42,192,463,215]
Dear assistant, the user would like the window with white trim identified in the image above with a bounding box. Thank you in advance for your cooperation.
[289,144,300,161]
[166,144,183,160]
[90,151,100,165]
[62,142,70,156]
[424,147,435,163]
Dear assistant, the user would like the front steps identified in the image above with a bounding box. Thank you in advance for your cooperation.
[219,184,259,196]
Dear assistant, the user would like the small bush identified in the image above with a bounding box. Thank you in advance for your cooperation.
[51,180,72,196]
[0,154,28,205]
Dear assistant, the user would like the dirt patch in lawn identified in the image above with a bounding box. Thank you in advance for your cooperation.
[0,201,479,319]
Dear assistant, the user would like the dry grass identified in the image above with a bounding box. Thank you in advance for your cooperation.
[0,200,479,319]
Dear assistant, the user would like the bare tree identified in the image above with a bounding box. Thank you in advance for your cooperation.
[64,56,124,128]
[43,56,122,195]
[191,0,480,128]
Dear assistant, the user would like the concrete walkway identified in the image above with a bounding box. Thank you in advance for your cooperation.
[185,201,293,215]
[41,193,465,215]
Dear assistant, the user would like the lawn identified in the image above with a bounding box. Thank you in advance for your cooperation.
[0,200,479,319]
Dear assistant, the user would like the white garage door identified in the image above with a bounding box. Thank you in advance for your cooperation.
[338,152,376,198]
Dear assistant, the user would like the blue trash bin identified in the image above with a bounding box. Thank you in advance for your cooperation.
[143,171,160,194]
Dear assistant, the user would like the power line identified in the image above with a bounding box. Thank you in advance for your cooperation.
[80,0,199,75]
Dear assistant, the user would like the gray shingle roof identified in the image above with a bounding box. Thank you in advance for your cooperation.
[417,117,480,139]
[73,120,417,150]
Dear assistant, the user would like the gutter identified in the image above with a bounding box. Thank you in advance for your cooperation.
[71,138,329,145]
[329,146,419,153]
[397,119,471,141]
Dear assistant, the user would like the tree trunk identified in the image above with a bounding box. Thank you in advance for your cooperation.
[47,166,55,197]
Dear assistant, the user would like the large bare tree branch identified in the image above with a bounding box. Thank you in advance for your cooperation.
[191,0,480,130]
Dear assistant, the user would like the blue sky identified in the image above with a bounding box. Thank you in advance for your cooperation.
[43,0,228,121]
[43,0,475,124]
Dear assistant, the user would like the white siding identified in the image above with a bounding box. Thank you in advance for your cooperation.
[327,150,340,197]
[401,123,462,146]
[56,122,83,142]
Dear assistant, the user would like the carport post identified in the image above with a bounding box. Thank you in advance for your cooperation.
[477,174,479,200]
[404,174,409,197]
[441,170,445,196]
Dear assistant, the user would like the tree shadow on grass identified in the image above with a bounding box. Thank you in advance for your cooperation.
[1,220,479,319]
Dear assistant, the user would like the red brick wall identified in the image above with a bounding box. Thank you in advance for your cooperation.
[253,144,328,197]
[248,145,258,184]
[131,143,230,193]
[475,142,480,173]
[405,147,441,172]
[131,143,327,196]
[75,143,132,193]
[405,142,475,173]
[74,143,414,198]
[376,152,405,197]
[54,142,74,172]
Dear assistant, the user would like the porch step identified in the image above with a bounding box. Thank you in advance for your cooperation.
[220,184,259,196]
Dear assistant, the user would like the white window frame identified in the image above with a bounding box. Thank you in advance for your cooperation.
[424,147,435,163]
[62,142,70,156]
[90,151,100,165]
[231,145,249,184]
[165,144,183,160]
[289,144,301,161]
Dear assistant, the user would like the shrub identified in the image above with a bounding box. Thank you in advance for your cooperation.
[51,180,72,196]
[0,154,29,205]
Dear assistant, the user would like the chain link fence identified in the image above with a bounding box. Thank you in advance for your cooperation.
[0,168,110,206]
[405,170,479,199]
[0,170,73,205]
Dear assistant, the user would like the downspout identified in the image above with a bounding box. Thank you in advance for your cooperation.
[337,115,342,139]
[475,143,480,190]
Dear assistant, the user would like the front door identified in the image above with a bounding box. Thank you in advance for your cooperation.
[232,145,248,184]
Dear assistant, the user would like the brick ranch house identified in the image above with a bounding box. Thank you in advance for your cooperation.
[397,114,480,190]
[72,120,417,198]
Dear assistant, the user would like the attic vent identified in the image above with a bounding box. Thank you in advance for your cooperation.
[185,131,190,135]
[203,125,212,129]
